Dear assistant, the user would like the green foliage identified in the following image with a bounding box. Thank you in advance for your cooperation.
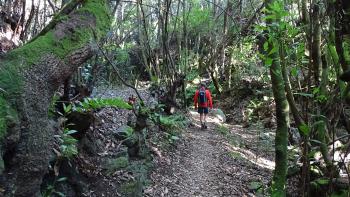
[331,190,350,197]
[310,177,330,191]
[256,1,300,68]
[151,113,187,144]
[187,7,214,35]
[158,114,188,132]
[343,37,350,65]
[185,85,198,104]
[227,39,262,84]
[48,93,60,118]
[74,97,132,112]
[245,98,273,122]
[55,128,78,159]
[102,44,138,84]
[185,69,200,82]
[312,87,328,103]
[163,131,180,144]
[42,177,67,197]
[299,123,310,136]
[54,102,79,159]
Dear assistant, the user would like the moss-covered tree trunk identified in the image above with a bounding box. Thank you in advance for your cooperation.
[270,47,290,197]
[263,0,290,196]
[0,0,110,196]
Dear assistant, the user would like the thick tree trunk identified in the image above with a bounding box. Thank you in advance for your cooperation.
[0,0,110,196]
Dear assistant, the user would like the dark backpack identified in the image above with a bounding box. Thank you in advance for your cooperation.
[199,88,206,104]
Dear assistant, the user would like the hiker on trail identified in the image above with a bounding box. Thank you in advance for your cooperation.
[194,83,213,129]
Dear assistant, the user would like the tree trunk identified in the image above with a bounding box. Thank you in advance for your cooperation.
[311,3,322,85]
[264,0,290,196]
[0,0,110,196]
[222,0,232,88]
[270,47,290,197]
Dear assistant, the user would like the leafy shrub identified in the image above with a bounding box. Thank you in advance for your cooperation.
[42,177,67,197]
[55,128,78,159]
[185,85,197,104]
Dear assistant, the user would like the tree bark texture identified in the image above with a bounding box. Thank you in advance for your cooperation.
[0,0,110,196]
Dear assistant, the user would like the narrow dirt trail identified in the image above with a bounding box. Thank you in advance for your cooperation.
[145,111,274,197]
[169,121,224,196]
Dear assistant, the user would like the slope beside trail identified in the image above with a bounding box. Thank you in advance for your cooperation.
[145,111,277,197]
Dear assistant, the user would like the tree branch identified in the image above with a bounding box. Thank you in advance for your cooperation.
[97,43,145,105]
[29,0,84,43]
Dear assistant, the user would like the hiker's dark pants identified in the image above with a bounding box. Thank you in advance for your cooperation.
[198,107,209,114]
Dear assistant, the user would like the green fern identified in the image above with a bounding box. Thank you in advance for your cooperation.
[74,97,132,112]
[159,114,188,131]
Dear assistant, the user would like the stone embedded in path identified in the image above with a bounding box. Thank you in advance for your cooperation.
[211,108,226,123]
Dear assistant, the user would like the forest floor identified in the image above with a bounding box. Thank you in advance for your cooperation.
[144,109,277,197]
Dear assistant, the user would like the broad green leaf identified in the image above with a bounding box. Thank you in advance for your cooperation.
[264,57,273,67]
[299,123,310,136]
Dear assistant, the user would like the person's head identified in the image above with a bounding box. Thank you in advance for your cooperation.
[200,83,206,89]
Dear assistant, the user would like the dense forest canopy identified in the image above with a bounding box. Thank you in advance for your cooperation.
[0,0,350,196]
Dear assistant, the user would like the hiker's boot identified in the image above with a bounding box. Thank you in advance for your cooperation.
[204,123,208,129]
[201,123,205,130]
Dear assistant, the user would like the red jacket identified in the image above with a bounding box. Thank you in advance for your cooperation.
[194,88,213,108]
